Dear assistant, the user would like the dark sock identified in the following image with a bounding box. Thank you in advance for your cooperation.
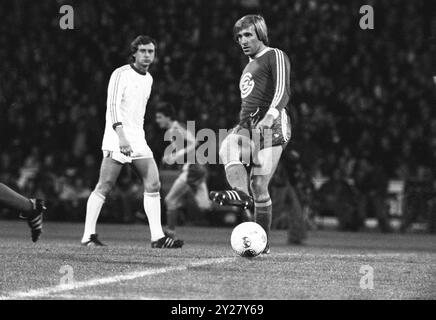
[0,183,33,213]
[166,209,179,232]
[255,198,272,238]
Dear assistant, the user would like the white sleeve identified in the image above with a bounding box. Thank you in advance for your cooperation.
[107,69,126,127]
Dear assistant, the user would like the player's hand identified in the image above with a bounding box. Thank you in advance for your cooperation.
[255,114,274,133]
[162,153,176,165]
[119,136,133,156]
[433,76,436,86]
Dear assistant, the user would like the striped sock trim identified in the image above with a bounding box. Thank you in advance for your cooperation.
[92,191,106,201]
[255,199,272,208]
[224,161,243,170]
[144,192,160,198]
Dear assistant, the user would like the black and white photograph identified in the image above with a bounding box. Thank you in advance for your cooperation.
[0,0,435,303]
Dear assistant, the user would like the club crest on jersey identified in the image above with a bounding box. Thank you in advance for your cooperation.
[240,72,254,98]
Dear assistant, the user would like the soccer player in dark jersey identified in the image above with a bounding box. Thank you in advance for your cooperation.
[0,182,45,242]
[210,15,292,254]
[155,103,212,241]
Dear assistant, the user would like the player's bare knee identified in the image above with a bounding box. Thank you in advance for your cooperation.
[95,180,115,196]
[143,179,161,193]
[250,178,269,200]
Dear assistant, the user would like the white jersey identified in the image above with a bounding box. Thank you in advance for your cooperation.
[102,64,153,156]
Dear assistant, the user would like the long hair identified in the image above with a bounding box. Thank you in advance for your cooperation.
[129,35,157,63]
[233,15,269,45]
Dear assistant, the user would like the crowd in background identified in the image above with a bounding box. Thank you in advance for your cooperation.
[0,0,435,229]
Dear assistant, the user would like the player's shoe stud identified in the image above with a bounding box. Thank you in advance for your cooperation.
[151,235,184,249]
[19,199,45,243]
[82,234,106,246]
[210,189,254,210]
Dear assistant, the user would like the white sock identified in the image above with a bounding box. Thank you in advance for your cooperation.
[81,191,105,243]
[143,192,165,241]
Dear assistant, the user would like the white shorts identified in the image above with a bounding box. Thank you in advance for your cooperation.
[102,147,153,164]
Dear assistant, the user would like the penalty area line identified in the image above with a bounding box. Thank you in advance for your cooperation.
[0,257,235,300]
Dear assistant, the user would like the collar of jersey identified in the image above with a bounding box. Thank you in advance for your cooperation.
[249,47,272,61]
[130,63,148,75]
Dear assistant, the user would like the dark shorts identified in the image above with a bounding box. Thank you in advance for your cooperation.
[185,164,207,189]
[232,107,292,149]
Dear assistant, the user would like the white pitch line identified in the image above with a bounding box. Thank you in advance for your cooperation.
[1,257,235,300]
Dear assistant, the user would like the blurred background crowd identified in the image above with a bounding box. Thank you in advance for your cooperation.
[0,0,435,231]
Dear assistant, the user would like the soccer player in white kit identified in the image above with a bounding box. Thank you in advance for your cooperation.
[81,35,183,248]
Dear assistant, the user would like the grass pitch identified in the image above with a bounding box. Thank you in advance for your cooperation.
[0,221,435,299]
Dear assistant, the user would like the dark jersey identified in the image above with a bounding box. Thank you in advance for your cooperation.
[165,121,207,186]
[239,47,291,123]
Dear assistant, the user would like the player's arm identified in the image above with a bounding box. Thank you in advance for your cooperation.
[114,127,132,156]
[107,69,131,156]
[256,49,291,130]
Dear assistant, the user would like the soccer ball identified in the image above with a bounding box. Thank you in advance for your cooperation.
[230,222,267,257]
